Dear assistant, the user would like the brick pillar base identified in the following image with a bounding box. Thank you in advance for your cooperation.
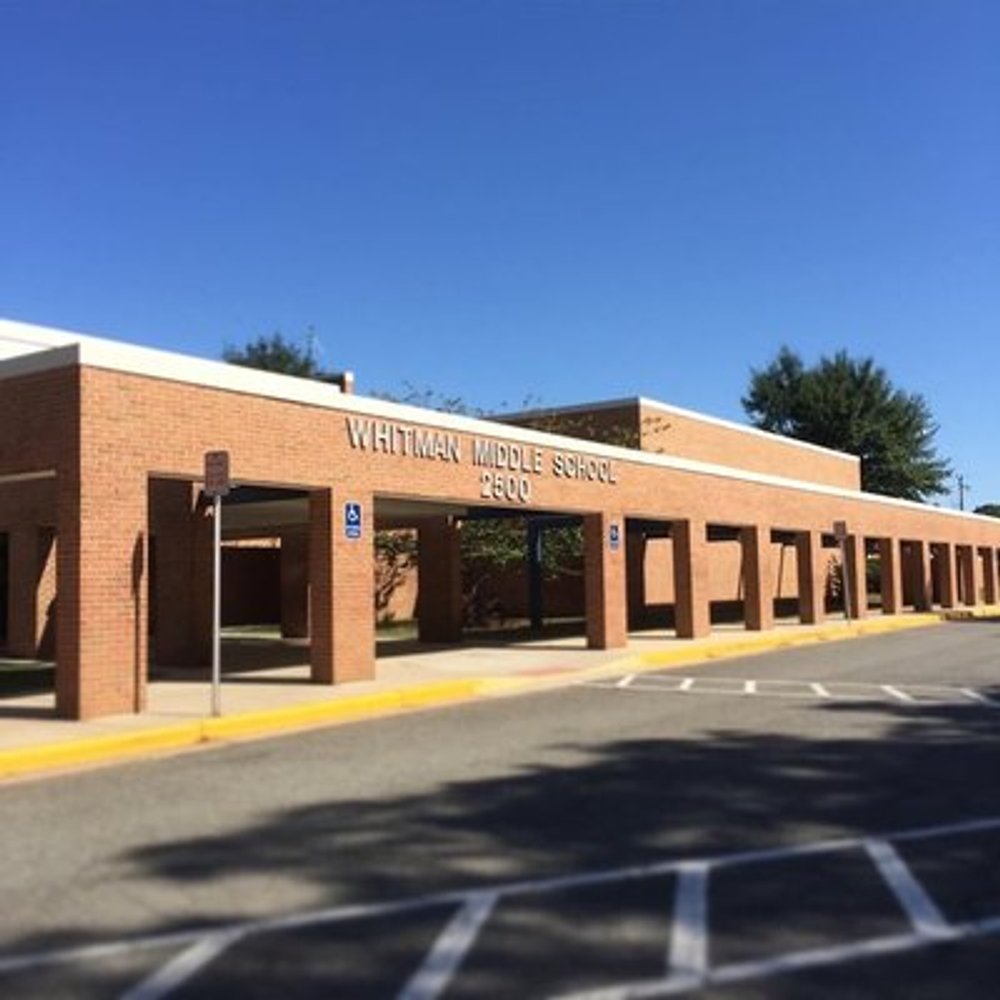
[934,543,956,609]
[843,535,868,618]
[910,540,933,612]
[584,512,627,649]
[674,518,710,639]
[983,548,998,606]
[797,531,827,624]
[879,538,903,615]
[310,489,375,684]
[958,546,976,606]
[56,467,148,720]
[972,548,986,606]
[741,524,773,631]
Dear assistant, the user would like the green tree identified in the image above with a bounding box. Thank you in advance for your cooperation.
[743,347,951,501]
[223,331,336,381]
[974,504,1000,518]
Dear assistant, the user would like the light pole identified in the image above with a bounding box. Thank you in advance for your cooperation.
[956,474,971,512]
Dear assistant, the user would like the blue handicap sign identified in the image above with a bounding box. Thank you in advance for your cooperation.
[344,501,363,539]
[609,523,621,551]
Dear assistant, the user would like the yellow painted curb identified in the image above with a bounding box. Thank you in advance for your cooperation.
[0,679,482,781]
[634,614,941,671]
[0,722,204,781]
[942,604,1000,621]
[0,613,951,782]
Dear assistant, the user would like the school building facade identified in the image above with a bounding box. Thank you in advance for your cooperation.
[1,318,999,720]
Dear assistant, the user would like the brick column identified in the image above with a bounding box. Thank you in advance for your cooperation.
[674,518,710,639]
[843,534,868,619]
[583,512,627,648]
[6,525,56,658]
[56,467,148,720]
[933,543,956,609]
[879,538,903,615]
[796,531,827,624]
[280,528,310,638]
[625,527,646,629]
[417,517,464,643]
[982,548,998,606]
[910,540,933,612]
[958,545,976,606]
[309,489,375,684]
[971,548,985,606]
[741,524,773,631]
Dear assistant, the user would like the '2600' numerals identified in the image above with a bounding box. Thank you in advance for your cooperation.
[480,471,531,504]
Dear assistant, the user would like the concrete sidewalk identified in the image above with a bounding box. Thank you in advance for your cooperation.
[0,612,968,780]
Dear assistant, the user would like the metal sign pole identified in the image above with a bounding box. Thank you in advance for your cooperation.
[212,492,222,717]
[204,449,230,719]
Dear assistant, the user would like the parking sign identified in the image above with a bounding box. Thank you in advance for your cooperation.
[344,501,363,540]
[609,522,621,551]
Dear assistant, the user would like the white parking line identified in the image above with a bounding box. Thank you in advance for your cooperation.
[864,839,954,940]
[120,929,247,1000]
[6,815,1000,997]
[667,861,709,983]
[396,892,497,1000]
[587,675,999,709]
[882,685,916,703]
[961,687,999,706]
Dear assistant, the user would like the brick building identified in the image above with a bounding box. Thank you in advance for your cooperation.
[2,318,998,720]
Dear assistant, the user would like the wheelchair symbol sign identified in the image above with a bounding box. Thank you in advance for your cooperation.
[344,502,363,539]
[609,523,621,551]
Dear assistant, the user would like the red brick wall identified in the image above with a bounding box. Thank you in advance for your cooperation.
[638,401,860,489]
[2,360,999,718]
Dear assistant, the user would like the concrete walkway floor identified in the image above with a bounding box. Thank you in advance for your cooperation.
[0,612,971,780]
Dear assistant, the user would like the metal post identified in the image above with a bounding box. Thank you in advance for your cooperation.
[212,493,222,717]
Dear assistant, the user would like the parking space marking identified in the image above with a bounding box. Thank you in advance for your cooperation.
[396,892,497,1000]
[863,839,954,940]
[584,675,999,709]
[882,684,916,704]
[961,687,999,706]
[7,814,1000,998]
[121,929,247,1000]
[667,862,709,982]
[0,930,214,977]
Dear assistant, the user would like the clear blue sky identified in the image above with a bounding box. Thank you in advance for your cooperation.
[2,1,997,506]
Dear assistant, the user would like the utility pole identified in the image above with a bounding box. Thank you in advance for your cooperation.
[956,474,971,511]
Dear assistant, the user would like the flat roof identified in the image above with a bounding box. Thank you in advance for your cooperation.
[1,317,993,527]
[499,396,861,466]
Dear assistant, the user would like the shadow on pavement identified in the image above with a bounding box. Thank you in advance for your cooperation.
[7,677,1000,1000]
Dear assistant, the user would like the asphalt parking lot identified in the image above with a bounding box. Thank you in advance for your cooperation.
[2,620,999,998]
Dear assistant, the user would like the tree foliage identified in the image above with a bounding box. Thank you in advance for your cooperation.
[223,332,337,381]
[743,347,951,501]
[974,504,1000,519]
